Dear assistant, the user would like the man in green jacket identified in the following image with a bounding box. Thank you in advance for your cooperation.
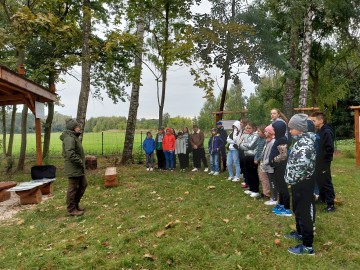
[60,119,87,216]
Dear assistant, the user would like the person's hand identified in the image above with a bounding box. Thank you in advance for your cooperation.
[193,145,198,150]
[233,144,239,150]
[254,160,258,165]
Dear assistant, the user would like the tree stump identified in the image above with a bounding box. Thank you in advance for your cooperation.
[104,167,118,187]
[85,155,97,170]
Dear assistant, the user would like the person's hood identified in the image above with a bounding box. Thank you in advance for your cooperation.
[272,120,287,139]
[60,130,77,141]
[165,128,173,134]
[232,120,241,130]
[293,131,316,142]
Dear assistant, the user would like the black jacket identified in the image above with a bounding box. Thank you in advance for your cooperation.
[316,124,334,166]
[217,126,228,146]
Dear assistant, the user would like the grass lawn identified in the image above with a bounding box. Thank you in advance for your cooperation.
[0,152,359,269]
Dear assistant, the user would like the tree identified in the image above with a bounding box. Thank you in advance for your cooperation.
[194,0,255,119]
[121,21,145,164]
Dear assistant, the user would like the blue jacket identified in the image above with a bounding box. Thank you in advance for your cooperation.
[285,132,316,185]
[143,137,156,154]
[208,135,224,155]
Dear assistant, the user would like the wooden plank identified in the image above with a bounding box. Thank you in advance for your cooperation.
[35,118,42,165]
[0,66,56,102]
[0,94,25,102]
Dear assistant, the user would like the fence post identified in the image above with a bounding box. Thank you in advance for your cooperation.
[102,132,104,156]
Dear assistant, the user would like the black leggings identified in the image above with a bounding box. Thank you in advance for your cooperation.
[274,162,290,209]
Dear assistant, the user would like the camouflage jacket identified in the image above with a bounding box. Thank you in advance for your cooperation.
[285,132,316,185]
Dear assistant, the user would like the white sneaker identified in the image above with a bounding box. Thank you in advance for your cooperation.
[150,168,154,171]
[244,190,252,195]
[208,171,215,175]
[204,168,209,172]
[250,192,260,198]
[232,178,240,182]
[264,199,278,206]
[227,176,233,181]
[146,168,150,171]
[213,172,219,176]
[192,168,198,172]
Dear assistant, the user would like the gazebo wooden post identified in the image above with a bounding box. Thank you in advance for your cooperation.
[35,118,42,165]
[350,106,360,166]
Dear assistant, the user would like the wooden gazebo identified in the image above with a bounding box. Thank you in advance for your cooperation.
[0,65,56,165]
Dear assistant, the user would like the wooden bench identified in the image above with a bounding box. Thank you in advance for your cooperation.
[7,182,44,205]
[6,179,55,205]
[0,181,17,202]
[104,167,118,187]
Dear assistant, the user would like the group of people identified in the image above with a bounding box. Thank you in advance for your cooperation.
[59,109,336,256]
[142,108,336,255]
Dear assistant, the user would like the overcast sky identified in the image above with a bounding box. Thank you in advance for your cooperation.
[55,0,257,119]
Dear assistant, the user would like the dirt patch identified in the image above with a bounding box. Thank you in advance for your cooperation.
[0,192,52,222]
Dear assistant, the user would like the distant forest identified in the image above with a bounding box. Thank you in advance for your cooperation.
[0,111,193,133]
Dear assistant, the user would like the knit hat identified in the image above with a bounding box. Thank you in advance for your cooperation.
[66,118,79,130]
[216,121,222,125]
[264,124,275,135]
[288,114,308,132]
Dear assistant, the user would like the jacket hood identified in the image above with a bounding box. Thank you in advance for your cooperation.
[165,128,173,134]
[60,130,76,141]
[232,120,241,130]
[272,121,287,139]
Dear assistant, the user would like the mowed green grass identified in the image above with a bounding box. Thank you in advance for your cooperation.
[0,152,359,269]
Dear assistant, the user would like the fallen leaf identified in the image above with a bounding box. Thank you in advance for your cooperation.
[207,185,216,190]
[17,219,25,225]
[102,242,109,247]
[166,259,173,265]
[184,191,189,195]
[274,239,281,246]
[156,230,166,238]
[143,253,155,261]
[222,219,229,224]
[165,220,180,229]
[176,197,184,201]
[246,214,252,220]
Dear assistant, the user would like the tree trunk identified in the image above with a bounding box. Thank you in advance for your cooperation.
[218,0,235,120]
[6,105,16,172]
[310,70,319,107]
[121,22,145,164]
[1,106,6,159]
[76,0,91,140]
[16,48,27,170]
[17,105,28,170]
[42,70,56,161]
[283,27,299,118]
[298,6,314,108]
[157,1,170,127]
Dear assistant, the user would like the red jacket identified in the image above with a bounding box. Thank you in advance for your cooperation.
[162,128,176,151]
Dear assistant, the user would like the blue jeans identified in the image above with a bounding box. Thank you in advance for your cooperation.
[227,149,241,178]
[210,153,220,172]
[163,150,174,170]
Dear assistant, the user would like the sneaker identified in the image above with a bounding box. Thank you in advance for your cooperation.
[213,172,219,176]
[146,168,150,171]
[323,205,336,212]
[284,231,303,241]
[208,171,215,175]
[232,178,240,182]
[288,244,315,255]
[150,168,154,171]
[314,193,319,201]
[275,209,292,217]
[264,199,278,206]
[244,190,252,195]
[241,182,248,188]
[192,168,198,172]
[250,192,260,198]
[204,168,209,172]
[272,204,284,213]
[227,176,233,181]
